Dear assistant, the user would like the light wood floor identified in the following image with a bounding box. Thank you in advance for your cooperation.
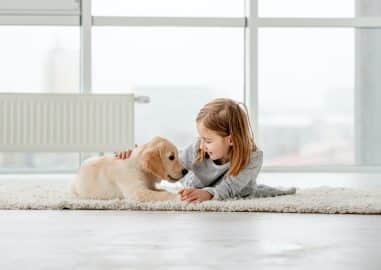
[0,211,381,270]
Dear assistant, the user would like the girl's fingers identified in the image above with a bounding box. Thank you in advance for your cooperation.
[187,196,199,203]
[182,188,194,196]
[114,145,146,160]
[118,150,132,159]
[115,151,131,160]
[183,193,197,200]
[181,189,198,200]
[180,195,189,201]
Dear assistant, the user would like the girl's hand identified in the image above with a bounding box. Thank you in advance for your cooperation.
[114,144,138,159]
[178,188,212,203]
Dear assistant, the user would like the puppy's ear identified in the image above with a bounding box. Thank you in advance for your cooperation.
[141,148,166,179]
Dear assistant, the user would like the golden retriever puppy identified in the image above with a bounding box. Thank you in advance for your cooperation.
[70,136,188,202]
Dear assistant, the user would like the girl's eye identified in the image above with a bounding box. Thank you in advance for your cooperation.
[169,155,175,161]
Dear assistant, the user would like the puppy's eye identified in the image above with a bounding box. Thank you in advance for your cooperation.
[169,155,175,161]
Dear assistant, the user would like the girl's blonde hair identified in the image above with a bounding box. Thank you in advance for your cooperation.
[195,98,257,176]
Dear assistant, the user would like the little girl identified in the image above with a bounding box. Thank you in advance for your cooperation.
[116,98,295,203]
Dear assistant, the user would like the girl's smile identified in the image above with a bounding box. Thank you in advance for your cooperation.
[196,122,232,164]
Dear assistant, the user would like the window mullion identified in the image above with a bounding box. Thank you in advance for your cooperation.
[244,0,259,146]
[79,0,92,167]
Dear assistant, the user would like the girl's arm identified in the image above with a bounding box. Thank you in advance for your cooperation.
[202,150,263,200]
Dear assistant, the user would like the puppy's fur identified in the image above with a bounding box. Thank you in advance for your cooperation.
[70,137,186,202]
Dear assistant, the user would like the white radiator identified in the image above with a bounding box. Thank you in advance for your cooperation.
[0,93,135,152]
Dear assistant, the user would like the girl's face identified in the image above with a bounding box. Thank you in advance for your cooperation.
[196,121,232,163]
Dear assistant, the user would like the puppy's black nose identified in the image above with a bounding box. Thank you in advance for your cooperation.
[182,169,188,176]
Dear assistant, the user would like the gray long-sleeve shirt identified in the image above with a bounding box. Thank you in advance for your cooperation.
[179,140,263,200]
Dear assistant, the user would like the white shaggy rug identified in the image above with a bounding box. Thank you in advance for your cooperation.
[1,179,381,214]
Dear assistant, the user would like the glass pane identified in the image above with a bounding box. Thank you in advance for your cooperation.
[0,26,80,171]
[356,0,381,17]
[259,0,354,18]
[0,152,79,172]
[93,27,244,148]
[0,26,79,93]
[355,28,381,166]
[258,28,354,166]
[92,0,244,17]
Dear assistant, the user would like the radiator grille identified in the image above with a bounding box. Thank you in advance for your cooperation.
[0,93,134,152]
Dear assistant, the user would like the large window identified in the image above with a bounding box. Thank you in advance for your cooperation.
[1,0,380,173]
[253,0,381,169]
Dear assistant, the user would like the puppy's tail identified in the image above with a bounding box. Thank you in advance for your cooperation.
[253,184,296,198]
